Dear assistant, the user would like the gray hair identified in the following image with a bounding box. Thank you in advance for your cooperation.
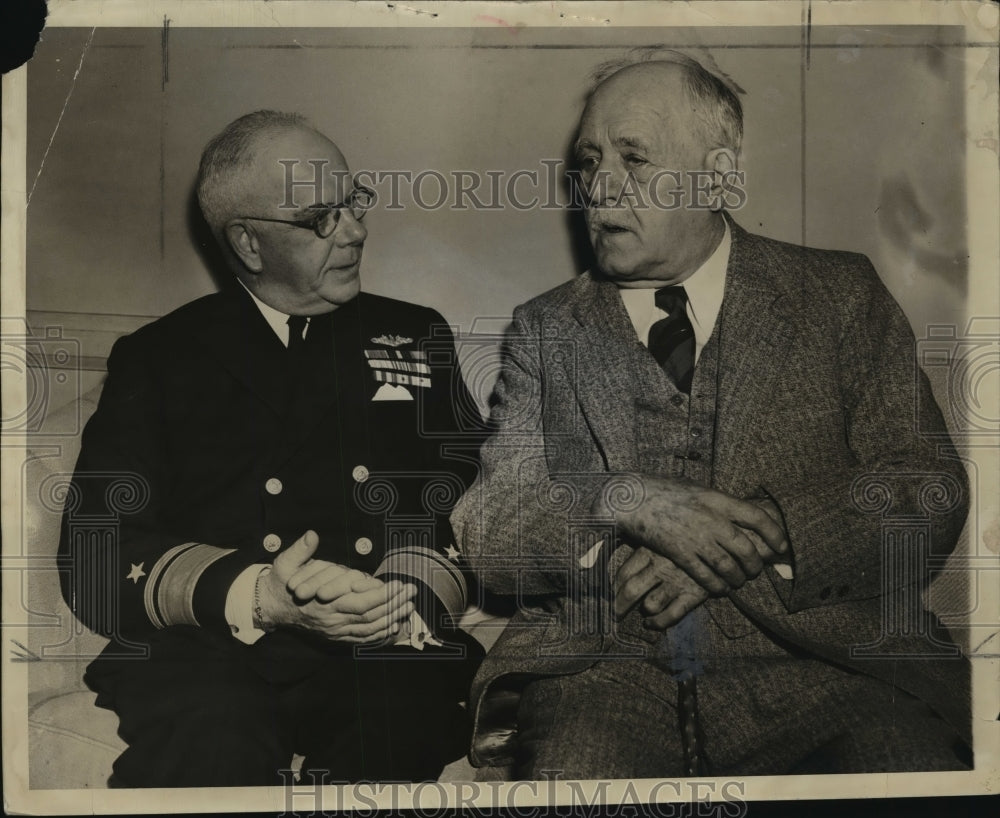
[196,110,310,240]
[587,48,745,153]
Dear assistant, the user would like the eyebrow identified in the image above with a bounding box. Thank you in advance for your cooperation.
[572,135,652,156]
[291,197,345,219]
[612,136,650,152]
[275,201,318,219]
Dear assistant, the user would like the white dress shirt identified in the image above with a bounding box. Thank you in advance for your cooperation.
[241,282,310,346]
[617,222,730,361]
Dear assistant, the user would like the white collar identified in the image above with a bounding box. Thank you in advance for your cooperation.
[618,221,731,358]
[237,280,304,347]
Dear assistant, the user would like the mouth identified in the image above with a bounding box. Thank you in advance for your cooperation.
[329,257,362,271]
[593,222,632,236]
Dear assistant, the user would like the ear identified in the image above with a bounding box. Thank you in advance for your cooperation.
[224,220,264,274]
[705,148,739,212]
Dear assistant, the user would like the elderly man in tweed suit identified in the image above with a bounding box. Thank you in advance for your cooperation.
[451,52,971,778]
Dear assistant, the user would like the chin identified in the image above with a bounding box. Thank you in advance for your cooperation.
[595,256,638,281]
[322,275,362,306]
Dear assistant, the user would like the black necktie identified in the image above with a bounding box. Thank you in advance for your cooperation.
[648,286,707,774]
[648,286,695,394]
[286,315,308,353]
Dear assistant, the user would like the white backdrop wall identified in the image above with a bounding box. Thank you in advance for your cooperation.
[26,25,967,407]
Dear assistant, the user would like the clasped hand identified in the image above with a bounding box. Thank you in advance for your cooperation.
[256,530,416,644]
[599,476,789,629]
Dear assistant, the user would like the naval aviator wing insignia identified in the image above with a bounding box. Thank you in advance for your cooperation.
[371,334,412,347]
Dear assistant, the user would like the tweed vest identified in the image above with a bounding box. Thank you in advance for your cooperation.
[617,311,771,667]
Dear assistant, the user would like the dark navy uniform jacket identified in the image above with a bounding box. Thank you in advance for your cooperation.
[59,285,485,645]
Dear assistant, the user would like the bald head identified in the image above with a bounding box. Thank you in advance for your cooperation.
[197,111,311,242]
[241,125,352,219]
[585,53,743,155]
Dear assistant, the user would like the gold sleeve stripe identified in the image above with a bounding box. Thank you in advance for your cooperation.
[374,546,468,617]
[157,544,237,628]
[144,543,197,629]
[144,543,236,629]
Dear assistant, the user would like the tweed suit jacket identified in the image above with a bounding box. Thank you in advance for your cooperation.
[60,286,483,646]
[451,220,971,765]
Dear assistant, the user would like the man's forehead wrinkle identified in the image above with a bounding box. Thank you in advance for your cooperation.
[589,65,690,132]
[601,59,688,95]
[249,130,351,214]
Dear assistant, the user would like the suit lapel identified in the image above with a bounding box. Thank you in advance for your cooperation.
[279,297,365,460]
[196,286,352,461]
[196,286,289,417]
[563,274,648,472]
[713,222,800,494]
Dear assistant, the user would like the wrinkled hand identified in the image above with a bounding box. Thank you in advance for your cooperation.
[257,530,417,644]
[613,546,709,630]
[598,475,788,595]
[744,497,792,565]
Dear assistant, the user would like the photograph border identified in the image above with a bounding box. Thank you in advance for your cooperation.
[3,1,998,814]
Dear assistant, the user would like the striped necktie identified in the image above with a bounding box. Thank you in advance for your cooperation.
[649,286,695,394]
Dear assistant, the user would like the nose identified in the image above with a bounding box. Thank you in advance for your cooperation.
[587,156,627,207]
[334,211,367,247]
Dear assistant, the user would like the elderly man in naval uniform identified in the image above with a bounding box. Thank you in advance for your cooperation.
[60,110,484,787]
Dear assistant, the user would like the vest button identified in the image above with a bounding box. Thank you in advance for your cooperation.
[265,477,283,495]
[670,394,685,407]
[263,533,282,552]
[354,537,373,555]
[690,428,702,437]
[352,465,370,483]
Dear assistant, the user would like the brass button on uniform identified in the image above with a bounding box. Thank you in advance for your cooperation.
[263,533,282,552]
[670,394,685,407]
[265,478,283,495]
[352,465,370,483]
[354,537,373,555]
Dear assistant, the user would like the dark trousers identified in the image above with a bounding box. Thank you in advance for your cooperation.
[86,625,484,787]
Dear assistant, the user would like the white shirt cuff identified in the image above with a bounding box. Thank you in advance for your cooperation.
[394,611,443,650]
[772,561,795,581]
[225,564,269,645]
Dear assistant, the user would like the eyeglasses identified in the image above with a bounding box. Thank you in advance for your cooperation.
[241,186,376,239]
